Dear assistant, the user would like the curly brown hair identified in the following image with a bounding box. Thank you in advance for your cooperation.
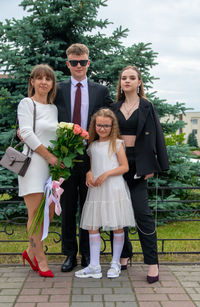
[116,65,147,102]
[28,64,56,104]
[88,108,121,154]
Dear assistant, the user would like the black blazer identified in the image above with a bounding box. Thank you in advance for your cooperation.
[54,79,113,128]
[112,98,169,176]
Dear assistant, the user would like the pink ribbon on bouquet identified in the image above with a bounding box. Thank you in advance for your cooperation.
[41,176,64,241]
[52,178,64,215]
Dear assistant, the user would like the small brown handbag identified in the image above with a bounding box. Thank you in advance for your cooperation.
[0,100,36,177]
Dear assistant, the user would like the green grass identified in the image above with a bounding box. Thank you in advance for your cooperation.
[0,221,200,264]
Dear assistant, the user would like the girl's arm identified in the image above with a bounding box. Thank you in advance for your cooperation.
[35,144,58,166]
[94,143,129,186]
[86,158,95,187]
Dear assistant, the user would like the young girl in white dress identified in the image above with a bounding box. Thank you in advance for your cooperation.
[75,108,135,279]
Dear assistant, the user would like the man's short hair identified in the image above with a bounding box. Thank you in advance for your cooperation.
[66,43,89,57]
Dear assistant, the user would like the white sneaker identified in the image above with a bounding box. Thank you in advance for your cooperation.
[75,264,102,279]
[107,261,121,278]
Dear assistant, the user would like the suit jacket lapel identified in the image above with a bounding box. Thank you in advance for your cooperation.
[88,80,95,117]
[136,98,151,138]
[64,80,71,122]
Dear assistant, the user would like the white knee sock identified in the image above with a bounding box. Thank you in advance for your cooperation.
[112,232,124,265]
[89,233,101,267]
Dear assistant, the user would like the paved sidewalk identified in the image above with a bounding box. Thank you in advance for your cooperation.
[0,264,200,307]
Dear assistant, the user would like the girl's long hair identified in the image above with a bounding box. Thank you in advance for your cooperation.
[116,65,147,102]
[88,108,121,154]
[28,64,56,104]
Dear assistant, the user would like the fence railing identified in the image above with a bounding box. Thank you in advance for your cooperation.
[0,186,200,257]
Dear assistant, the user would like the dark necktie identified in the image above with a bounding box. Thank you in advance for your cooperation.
[72,82,82,125]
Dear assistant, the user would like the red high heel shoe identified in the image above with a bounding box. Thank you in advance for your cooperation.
[34,257,54,277]
[22,250,38,272]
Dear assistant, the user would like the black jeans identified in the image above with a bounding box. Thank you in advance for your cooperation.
[122,147,158,264]
[60,153,90,257]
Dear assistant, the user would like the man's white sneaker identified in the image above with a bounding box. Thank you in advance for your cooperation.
[107,261,121,278]
[75,264,102,279]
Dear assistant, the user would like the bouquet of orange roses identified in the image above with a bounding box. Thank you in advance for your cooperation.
[28,122,89,240]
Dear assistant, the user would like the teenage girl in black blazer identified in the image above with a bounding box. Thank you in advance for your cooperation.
[111,65,169,283]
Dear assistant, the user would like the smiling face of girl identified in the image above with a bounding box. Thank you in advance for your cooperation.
[95,116,113,141]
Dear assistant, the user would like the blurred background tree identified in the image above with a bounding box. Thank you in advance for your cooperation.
[187,131,198,148]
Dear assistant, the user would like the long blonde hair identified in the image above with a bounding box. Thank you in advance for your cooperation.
[28,64,56,104]
[116,65,147,101]
[88,108,121,154]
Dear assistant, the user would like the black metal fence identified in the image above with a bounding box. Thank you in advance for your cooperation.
[0,186,200,257]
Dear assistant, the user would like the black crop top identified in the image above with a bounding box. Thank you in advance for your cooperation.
[116,109,138,135]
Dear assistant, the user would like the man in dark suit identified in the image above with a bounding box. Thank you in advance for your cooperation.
[54,43,113,272]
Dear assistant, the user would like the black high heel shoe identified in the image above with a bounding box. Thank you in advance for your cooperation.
[121,256,132,271]
[147,264,159,283]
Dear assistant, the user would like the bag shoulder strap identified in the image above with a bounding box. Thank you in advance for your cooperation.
[11,99,36,156]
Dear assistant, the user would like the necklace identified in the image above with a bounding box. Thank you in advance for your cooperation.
[123,101,138,116]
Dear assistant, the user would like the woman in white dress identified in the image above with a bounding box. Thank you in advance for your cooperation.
[18,64,59,277]
[75,108,135,279]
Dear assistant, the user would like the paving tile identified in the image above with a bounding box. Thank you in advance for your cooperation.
[0,289,20,295]
[71,303,103,307]
[23,282,53,289]
[14,304,36,307]
[83,288,112,294]
[161,302,196,307]
[139,303,161,307]
[190,294,200,300]
[116,303,138,307]
[0,295,16,302]
[17,295,49,303]
[104,294,136,302]
[72,288,82,294]
[73,281,101,287]
[104,303,115,307]
[168,294,190,300]
[134,287,155,294]
[136,293,168,301]
[42,288,70,295]
[37,304,69,307]
[93,295,103,301]
[161,281,180,287]
[49,294,70,302]
[181,281,200,287]
[20,288,41,295]
[131,280,161,287]
[113,287,134,294]
[71,295,92,301]
[0,282,22,289]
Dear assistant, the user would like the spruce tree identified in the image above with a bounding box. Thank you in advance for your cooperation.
[0,0,189,187]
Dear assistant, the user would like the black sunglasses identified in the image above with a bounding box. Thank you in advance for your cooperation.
[69,60,88,67]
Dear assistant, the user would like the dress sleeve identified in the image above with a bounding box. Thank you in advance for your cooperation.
[17,98,41,151]
[116,139,125,152]
[86,143,92,157]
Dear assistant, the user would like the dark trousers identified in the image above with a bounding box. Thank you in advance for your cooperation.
[122,147,158,264]
[60,154,90,257]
